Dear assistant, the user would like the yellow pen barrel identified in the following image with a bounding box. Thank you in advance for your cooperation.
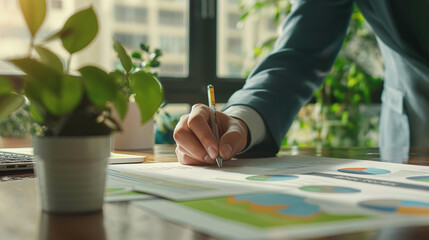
[207,84,216,107]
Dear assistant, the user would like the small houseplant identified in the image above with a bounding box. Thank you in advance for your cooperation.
[112,43,163,150]
[0,0,163,213]
[0,104,38,148]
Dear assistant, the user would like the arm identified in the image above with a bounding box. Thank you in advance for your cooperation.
[224,0,354,156]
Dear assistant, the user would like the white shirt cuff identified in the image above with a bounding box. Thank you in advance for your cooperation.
[223,105,266,154]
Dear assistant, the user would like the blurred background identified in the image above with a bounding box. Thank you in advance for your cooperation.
[0,0,384,148]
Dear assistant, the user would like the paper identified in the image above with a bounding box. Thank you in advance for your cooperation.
[109,155,429,239]
[104,175,154,202]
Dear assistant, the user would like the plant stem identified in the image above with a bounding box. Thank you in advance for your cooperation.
[66,54,72,74]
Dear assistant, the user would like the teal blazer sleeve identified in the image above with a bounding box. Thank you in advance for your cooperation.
[224,0,354,156]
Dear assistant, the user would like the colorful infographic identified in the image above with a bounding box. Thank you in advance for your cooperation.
[338,168,391,175]
[245,175,298,182]
[179,193,367,228]
[359,199,429,215]
[299,185,361,193]
[407,176,429,182]
[104,187,153,202]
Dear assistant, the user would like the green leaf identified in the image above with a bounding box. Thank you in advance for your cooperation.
[149,60,160,68]
[109,70,126,85]
[113,39,132,73]
[35,46,63,73]
[0,92,25,122]
[130,71,163,124]
[56,7,98,54]
[112,90,128,120]
[0,77,13,95]
[41,75,83,116]
[131,51,142,59]
[8,57,60,92]
[18,0,46,37]
[154,49,163,57]
[29,104,44,123]
[140,44,150,52]
[79,66,117,106]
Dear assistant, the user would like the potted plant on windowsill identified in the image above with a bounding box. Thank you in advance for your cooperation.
[0,0,163,214]
[111,43,163,150]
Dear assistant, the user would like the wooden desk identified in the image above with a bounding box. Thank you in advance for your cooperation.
[1,145,428,240]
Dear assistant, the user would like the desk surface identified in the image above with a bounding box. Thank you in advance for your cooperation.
[1,145,429,240]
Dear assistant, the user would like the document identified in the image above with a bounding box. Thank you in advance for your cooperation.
[108,155,429,239]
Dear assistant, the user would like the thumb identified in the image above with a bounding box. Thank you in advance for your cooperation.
[218,118,248,160]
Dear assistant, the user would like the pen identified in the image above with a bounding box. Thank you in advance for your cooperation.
[207,84,223,168]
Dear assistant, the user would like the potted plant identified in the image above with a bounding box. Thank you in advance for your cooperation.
[0,104,38,148]
[112,43,163,150]
[0,0,163,214]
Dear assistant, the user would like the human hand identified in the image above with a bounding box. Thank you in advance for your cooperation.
[173,104,248,165]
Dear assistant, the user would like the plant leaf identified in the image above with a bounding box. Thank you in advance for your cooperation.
[0,92,25,122]
[79,66,117,106]
[8,57,60,92]
[58,7,98,54]
[29,104,44,123]
[130,71,163,124]
[113,39,132,73]
[0,77,13,95]
[131,51,142,59]
[41,75,83,116]
[35,46,64,73]
[112,90,128,120]
[18,0,46,37]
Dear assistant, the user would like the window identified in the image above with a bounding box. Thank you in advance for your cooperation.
[217,0,278,79]
[50,0,62,9]
[159,10,184,26]
[227,13,240,29]
[114,33,148,49]
[160,35,185,54]
[160,64,185,76]
[114,5,148,24]
[0,0,268,104]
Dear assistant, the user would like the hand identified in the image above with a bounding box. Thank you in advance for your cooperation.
[173,104,248,165]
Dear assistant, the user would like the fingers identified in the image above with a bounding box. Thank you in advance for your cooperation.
[173,114,215,164]
[187,104,219,160]
[175,146,209,165]
[173,103,249,165]
[218,115,248,160]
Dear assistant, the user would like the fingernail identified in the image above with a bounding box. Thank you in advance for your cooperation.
[221,144,232,159]
[204,155,212,163]
[208,146,217,159]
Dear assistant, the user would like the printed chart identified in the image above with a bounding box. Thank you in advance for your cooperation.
[245,175,298,182]
[112,155,429,239]
[407,176,429,182]
[104,187,153,202]
[359,199,429,215]
[338,168,391,175]
[299,185,361,193]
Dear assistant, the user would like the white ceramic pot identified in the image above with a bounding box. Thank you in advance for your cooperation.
[33,135,111,214]
[113,102,154,150]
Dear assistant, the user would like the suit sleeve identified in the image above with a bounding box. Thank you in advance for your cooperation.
[223,0,354,156]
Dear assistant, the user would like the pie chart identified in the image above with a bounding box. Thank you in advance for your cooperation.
[359,199,429,215]
[407,176,429,182]
[246,175,298,181]
[299,185,361,193]
[338,167,390,175]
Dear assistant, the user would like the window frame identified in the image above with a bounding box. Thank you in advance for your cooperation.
[160,0,245,105]
[1,0,246,105]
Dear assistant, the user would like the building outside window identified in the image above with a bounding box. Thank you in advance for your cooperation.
[114,5,148,24]
[159,10,184,27]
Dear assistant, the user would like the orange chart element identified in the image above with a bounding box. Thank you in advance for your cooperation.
[359,199,429,215]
